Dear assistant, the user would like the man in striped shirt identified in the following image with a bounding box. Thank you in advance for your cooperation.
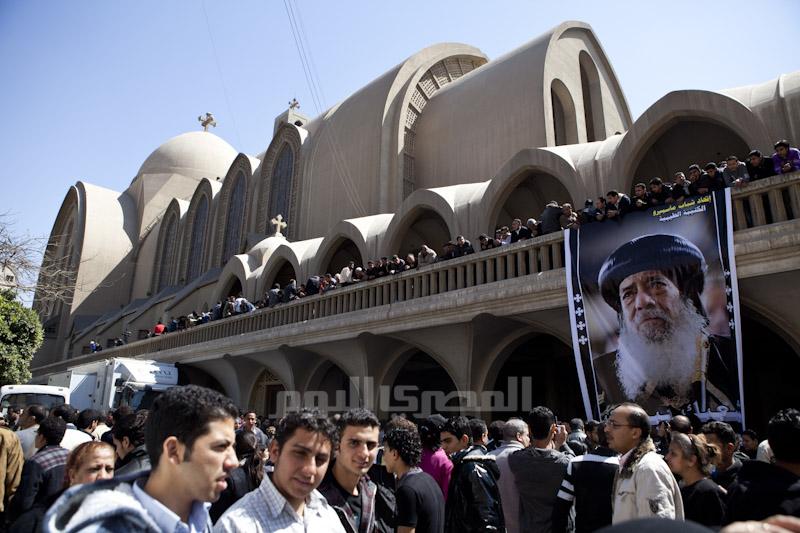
[552,421,619,533]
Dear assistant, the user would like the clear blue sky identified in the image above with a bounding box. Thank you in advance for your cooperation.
[1,0,798,243]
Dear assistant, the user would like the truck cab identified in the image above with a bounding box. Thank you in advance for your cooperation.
[0,384,70,419]
[48,358,178,412]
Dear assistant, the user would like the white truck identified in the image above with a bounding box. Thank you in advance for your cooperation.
[0,384,70,419]
[47,357,179,412]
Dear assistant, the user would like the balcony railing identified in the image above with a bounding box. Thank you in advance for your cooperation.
[49,172,800,366]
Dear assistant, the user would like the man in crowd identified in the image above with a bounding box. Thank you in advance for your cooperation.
[486,420,505,452]
[772,139,800,174]
[439,416,503,532]
[632,183,650,212]
[112,410,151,478]
[553,421,620,533]
[454,236,475,257]
[468,419,489,450]
[605,403,683,523]
[567,418,589,456]
[508,407,570,533]
[383,423,444,533]
[539,201,563,234]
[214,408,344,532]
[746,149,777,181]
[45,385,240,532]
[8,417,68,524]
[0,423,23,527]
[605,190,631,220]
[508,219,529,243]
[50,404,92,451]
[593,234,739,414]
[670,415,693,435]
[671,172,690,202]
[702,421,743,490]
[268,284,282,307]
[238,411,269,450]
[722,155,750,187]
[101,405,133,446]
[559,203,579,229]
[724,408,800,523]
[648,178,672,206]
[317,408,394,533]
[741,429,759,460]
[488,418,529,533]
[76,409,100,441]
[15,405,46,459]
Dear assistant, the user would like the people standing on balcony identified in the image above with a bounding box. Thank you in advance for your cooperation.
[539,201,563,234]
[418,245,438,265]
[772,139,800,174]
[647,178,672,206]
[339,262,355,285]
[605,191,631,220]
[403,253,416,271]
[631,184,651,212]
[478,234,500,251]
[152,320,165,336]
[559,204,579,230]
[746,149,777,181]
[267,284,282,307]
[454,236,474,257]
[670,172,690,203]
[508,219,528,243]
[722,155,750,187]
[387,255,406,275]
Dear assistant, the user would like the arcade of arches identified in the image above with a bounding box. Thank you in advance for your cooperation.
[395,209,451,258]
[493,172,573,231]
[323,238,363,276]
[631,119,750,189]
[264,260,297,291]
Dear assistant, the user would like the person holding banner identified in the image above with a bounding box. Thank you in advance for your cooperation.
[593,234,739,416]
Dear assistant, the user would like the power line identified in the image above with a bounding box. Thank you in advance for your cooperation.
[282,0,322,114]
[201,0,243,148]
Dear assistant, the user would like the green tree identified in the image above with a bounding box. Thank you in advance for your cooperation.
[0,289,43,386]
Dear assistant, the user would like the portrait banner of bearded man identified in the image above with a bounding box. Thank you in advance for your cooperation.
[564,190,744,426]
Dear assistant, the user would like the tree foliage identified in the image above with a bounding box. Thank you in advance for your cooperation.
[0,289,44,386]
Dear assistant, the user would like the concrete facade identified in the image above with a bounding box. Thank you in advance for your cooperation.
[31,21,800,430]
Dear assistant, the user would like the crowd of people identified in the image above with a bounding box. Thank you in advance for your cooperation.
[0,385,798,532]
[133,139,800,344]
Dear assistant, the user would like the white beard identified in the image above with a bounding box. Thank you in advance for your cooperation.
[615,300,708,400]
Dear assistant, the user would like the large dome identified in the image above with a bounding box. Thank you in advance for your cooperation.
[137,131,238,178]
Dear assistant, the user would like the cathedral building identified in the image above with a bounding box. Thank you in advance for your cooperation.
[31,21,800,431]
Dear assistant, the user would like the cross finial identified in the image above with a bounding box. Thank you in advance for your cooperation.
[288,98,300,110]
[198,112,217,132]
[270,214,288,237]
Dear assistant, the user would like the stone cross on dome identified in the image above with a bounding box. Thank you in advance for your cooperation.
[288,98,300,110]
[271,214,287,237]
[198,112,217,132]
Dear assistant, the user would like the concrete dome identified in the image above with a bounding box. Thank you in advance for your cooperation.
[138,131,238,178]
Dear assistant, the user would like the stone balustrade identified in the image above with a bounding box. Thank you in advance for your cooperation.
[732,171,800,230]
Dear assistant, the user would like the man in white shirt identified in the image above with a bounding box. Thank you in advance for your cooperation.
[50,405,92,451]
[488,418,530,533]
[15,404,46,459]
[605,403,683,524]
[43,385,240,532]
[214,409,345,532]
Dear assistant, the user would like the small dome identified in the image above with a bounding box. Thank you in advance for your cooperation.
[138,131,238,178]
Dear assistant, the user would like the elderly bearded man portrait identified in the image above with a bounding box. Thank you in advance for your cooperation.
[592,234,740,415]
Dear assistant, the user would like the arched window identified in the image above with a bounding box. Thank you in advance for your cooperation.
[579,51,605,143]
[157,214,178,291]
[551,79,578,146]
[268,144,294,227]
[186,195,209,282]
[222,174,246,264]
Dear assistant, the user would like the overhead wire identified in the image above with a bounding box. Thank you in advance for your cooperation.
[201,0,243,148]
[281,1,367,217]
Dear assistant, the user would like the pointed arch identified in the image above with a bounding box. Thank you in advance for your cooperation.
[151,199,188,293]
[551,79,578,146]
[211,154,255,268]
[253,124,304,239]
[177,179,219,284]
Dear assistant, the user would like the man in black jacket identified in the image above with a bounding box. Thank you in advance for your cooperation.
[7,417,68,524]
[724,408,800,524]
[112,411,150,478]
[440,416,503,533]
[746,149,777,182]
